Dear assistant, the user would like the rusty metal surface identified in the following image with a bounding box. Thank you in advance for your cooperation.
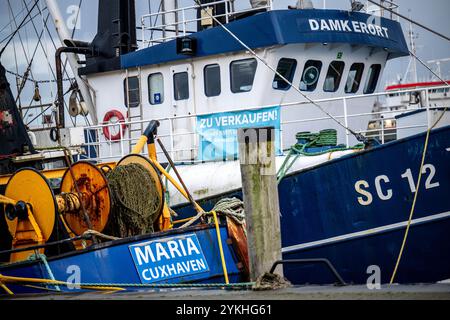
[60,162,111,235]
[226,216,249,281]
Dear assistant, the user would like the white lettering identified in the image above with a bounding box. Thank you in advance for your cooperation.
[360,22,369,34]
[186,237,201,255]
[166,240,182,258]
[320,19,331,31]
[375,25,384,37]
[142,268,152,280]
[190,260,199,272]
[341,20,352,32]
[368,24,377,35]
[155,243,171,261]
[352,21,361,33]
[196,259,207,270]
[135,246,156,265]
[167,263,176,276]
[309,19,319,31]
[329,19,342,31]
[374,175,393,201]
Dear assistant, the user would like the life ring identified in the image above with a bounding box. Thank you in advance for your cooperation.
[102,110,127,141]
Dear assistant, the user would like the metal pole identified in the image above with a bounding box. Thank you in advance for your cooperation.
[425,89,431,129]
[156,137,203,215]
[343,98,350,148]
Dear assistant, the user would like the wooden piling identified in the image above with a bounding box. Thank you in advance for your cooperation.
[238,127,283,281]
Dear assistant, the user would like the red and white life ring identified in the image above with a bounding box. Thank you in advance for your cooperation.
[102,110,127,141]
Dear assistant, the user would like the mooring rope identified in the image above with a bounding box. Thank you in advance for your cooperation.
[277,130,364,183]
[0,272,255,294]
[104,163,162,238]
[179,198,246,230]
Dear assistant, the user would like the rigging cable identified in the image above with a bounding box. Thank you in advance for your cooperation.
[195,0,450,282]
[0,0,39,56]
[22,0,78,126]
[0,0,31,35]
[5,0,38,83]
[14,12,50,103]
[389,49,449,284]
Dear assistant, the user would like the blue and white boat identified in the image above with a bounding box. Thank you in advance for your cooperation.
[1,0,449,290]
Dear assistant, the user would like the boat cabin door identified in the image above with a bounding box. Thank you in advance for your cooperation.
[170,64,197,161]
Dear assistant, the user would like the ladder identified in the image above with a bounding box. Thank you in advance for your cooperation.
[125,68,144,154]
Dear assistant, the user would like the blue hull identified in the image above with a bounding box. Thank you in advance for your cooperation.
[0,224,243,294]
[174,126,450,284]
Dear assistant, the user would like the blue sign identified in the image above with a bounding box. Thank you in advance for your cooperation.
[129,234,209,283]
[154,93,161,104]
[196,106,282,161]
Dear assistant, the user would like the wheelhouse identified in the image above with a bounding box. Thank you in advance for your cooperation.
[80,4,409,162]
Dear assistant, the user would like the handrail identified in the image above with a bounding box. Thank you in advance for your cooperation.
[141,0,272,46]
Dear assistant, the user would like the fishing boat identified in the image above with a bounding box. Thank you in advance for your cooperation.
[0,0,449,293]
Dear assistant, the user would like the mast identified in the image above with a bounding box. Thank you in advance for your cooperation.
[408,14,419,83]
[45,0,98,125]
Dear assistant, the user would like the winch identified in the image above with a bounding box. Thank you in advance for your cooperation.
[1,154,164,262]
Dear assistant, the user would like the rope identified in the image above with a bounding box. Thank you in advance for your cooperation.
[179,197,246,229]
[389,108,448,284]
[253,272,291,291]
[0,274,254,291]
[0,0,39,56]
[82,230,121,241]
[389,46,449,284]
[0,281,14,295]
[211,198,245,224]
[211,210,229,284]
[389,129,430,284]
[366,0,450,42]
[178,198,246,285]
[104,163,162,238]
[277,130,364,183]
[28,253,60,291]
[5,69,74,84]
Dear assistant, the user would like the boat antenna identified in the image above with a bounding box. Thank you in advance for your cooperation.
[193,0,367,143]
[366,0,450,42]
[407,49,449,87]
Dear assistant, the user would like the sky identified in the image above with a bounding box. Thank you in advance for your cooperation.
[0,0,449,126]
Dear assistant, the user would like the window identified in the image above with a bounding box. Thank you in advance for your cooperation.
[124,76,140,108]
[364,64,382,94]
[273,58,297,90]
[204,64,221,97]
[173,72,189,100]
[345,63,365,93]
[230,58,257,93]
[300,60,322,91]
[323,61,345,92]
[148,73,164,105]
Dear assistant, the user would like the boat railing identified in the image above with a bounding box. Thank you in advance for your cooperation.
[81,85,448,164]
[140,0,273,47]
[365,0,400,21]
